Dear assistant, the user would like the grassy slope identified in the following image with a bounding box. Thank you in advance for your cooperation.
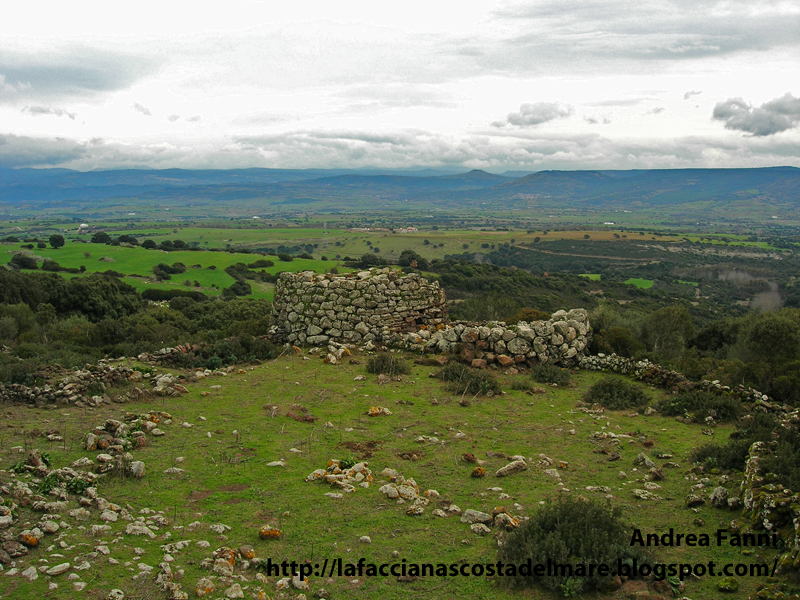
[0,356,773,600]
[6,243,345,301]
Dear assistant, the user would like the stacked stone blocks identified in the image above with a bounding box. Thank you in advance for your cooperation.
[273,268,447,346]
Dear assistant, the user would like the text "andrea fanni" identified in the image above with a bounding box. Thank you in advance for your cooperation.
[630,528,779,547]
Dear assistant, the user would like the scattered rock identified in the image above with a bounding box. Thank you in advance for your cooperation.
[46,563,71,576]
[496,460,527,477]
[460,509,492,524]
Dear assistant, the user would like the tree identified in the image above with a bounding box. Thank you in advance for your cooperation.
[49,234,65,249]
[35,303,57,343]
[744,313,800,364]
[91,232,112,244]
[645,305,695,363]
[141,239,157,249]
[10,254,38,270]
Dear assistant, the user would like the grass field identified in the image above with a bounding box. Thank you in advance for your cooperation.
[623,278,655,289]
[0,354,773,600]
[578,274,601,281]
[2,242,347,301]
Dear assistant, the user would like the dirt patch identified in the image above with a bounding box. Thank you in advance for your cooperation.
[287,404,318,423]
[218,484,249,492]
[188,490,213,501]
[339,440,383,459]
[221,498,248,505]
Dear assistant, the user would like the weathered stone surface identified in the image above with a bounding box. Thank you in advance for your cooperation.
[496,460,528,477]
[273,269,448,346]
[460,509,493,524]
[46,563,71,576]
[709,486,729,508]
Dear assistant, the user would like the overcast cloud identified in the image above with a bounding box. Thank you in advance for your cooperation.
[0,1,798,170]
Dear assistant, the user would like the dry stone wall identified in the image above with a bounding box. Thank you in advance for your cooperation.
[400,309,591,367]
[272,268,447,345]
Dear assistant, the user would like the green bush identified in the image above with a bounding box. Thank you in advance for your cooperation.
[498,496,650,595]
[366,353,410,377]
[690,413,800,483]
[510,380,533,392]
[247,259,274,268]
[531,363,571,386]
[655,391,744,422]
[439,362,500,396]
[584,377,649,410]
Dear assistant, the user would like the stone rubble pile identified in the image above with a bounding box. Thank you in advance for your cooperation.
[377,468,438,516]
[739,412,800,574]
[0,360,142,407]
[272,268,447,345]
[271,268,593,367]
[305,459,374,497]
[580,353,780,407]
[400,309,591,368]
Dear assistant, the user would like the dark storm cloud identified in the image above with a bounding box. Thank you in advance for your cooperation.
[712,93,800,136]
[492,103,574,128]
[0,46,157,103]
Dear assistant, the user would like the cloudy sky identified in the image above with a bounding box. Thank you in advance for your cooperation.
[1,0,799,171]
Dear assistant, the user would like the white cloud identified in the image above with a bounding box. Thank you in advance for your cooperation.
[493,103,574,128]
[22,106,77,120]
[132,103,153,117]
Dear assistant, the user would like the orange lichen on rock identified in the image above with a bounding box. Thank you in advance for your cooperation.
[471,467,486,478]
[19,533,38,548]
[239,545,256,559]
[366,406,393,417]
[195,578,214,597]
[214,546,237,567]
[259,525,281,540]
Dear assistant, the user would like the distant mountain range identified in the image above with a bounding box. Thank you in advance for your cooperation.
[1,166,798,210]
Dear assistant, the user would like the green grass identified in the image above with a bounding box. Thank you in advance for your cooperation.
[0,355,774,600]
[578,274,601,281]
[5,242,347,300]
[623,278,655,289]
[677,280,698,286]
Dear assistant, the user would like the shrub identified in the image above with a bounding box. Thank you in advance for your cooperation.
[366,353,410,376]
[278,253,293,262]
[655,391,744,422]
[498,496,651,595]
[508,308,551,324]
[141,289,207,302]
[510,380,533,392]
[584,377,649,410]
[439,362,500,396]
[691,412,778,472]
[9,254,38,270]
[531,363,571,386]
[223,280,252,297]
[247,259,274,268]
